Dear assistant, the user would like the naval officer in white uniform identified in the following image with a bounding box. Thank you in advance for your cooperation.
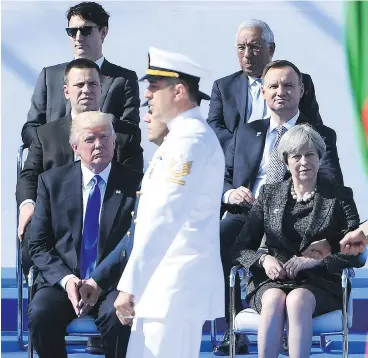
[114,47,225,358]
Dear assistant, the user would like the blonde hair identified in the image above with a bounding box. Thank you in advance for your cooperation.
[69,111,116,145]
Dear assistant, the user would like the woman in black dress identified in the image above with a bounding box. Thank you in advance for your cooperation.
[232,124,365,358]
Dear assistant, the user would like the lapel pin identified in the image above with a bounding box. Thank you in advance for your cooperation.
[256,132,261,136]
[273,209,279,213]
[116,190,121,194]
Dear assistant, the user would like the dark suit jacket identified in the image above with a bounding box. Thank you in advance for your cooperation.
[223,113,343,214]
[29,161,143,291]
[231,178,365,301]
[16,114,143,206]
[22,59,140,147]
[207,70,322,152]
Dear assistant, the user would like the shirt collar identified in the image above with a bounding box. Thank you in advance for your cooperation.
[248,76,262,86]
[73,56,104,69]
[71,109,101,119]
[81,162,111,189]
[269,110,300,133]
[166,106,201,131]
[95,56,105,69]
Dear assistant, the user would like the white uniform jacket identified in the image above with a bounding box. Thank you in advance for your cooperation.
[117,107,225,320]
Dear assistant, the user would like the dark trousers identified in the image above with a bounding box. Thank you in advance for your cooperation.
[220,212,248,323]
[21,224,33,278]
[27,286,130,358]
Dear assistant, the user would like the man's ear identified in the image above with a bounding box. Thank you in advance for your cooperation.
[175,83,186,99]
[300,83,305,98]
[64,84,69,100]
[101,26,108,43]
[261,85,265,99]
[268,42,276,58]
[71,143,78,156]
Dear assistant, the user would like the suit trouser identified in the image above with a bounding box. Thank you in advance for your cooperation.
[27,286,130,358]
[127,318,205,358]
[220,212,248,323]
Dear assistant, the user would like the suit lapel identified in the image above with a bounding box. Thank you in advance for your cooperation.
[236,73,249,125]
[270,180,291,243]
[59,115,74,163]
[98,162,126,261]
[100,60,115,109]
[64,162,83,265]
[299,187,334,251]
[244,119,269,188]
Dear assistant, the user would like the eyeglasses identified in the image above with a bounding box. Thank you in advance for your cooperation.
[237,43,263,54]
[65,26,99,37]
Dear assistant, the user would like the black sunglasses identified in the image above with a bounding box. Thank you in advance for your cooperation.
[65,26,99,37]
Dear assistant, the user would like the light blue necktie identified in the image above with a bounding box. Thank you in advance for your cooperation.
[80,175,103,279]
[248,79,265,123]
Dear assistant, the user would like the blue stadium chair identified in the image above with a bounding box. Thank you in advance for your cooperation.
[211,265,354,358]
[16,144,28,351]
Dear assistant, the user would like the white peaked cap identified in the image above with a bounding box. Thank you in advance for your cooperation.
[140,47,211,81]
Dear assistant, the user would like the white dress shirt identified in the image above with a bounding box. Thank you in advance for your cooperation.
[59,162,111,289]
[223,110,299,203]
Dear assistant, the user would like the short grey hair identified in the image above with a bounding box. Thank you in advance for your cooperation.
[236,19,275,44]
[69,111,116,145]
[277,124,326,164]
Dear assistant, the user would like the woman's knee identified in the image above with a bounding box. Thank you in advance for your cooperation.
[261,288,287,313]
[286,288,316,315]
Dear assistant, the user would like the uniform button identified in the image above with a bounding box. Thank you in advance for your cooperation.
[136,190,142,197]
[134,219,138,224]
[127,231,131,237]
[131,211,135,217]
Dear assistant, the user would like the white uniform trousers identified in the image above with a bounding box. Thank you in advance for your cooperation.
[126,318,205,358]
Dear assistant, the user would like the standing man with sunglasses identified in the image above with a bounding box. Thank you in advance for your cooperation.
[21,1,140,147]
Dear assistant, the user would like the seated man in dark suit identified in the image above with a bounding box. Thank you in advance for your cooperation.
[22,1,140,147]
[213,60,343,356]
[16,58,143,278]
[207,19,322,153]
[27,112,143,358]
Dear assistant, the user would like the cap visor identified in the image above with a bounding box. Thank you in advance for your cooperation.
[199,91,210,101]
[139,74,167,82]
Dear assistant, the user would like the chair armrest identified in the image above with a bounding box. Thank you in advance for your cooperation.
[342,268,355,289]
[28,266,37,288]
[229,265,251,288]
[27,266,39,302]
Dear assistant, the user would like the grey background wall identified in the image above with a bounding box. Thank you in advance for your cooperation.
[2,1,367,268]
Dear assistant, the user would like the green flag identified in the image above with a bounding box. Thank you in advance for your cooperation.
[346,1,368,174]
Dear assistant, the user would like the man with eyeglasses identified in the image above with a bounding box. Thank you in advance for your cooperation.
[21,1,140,147]
[207,19,322,154]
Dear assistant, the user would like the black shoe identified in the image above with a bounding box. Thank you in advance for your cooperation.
[85,337,104,355]
[213,330,249,356]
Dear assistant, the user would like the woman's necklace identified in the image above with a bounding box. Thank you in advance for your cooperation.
[291,184,317,203]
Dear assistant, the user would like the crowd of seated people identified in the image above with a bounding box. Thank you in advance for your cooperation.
[15,3,367,358]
